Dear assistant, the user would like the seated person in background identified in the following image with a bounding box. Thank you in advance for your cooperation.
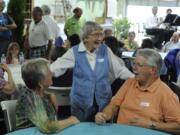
[0,64,16,101]
[104,36,125,96]
[104,36,124,65]
[124,31,139,51]
[50,47,73,87]
[133,38,154,57]
[15,58,79,134]
[95,49,180,134]
[6,42,20,64]
[0,64,16,134]
[104,29,113,38]
[162,32,180,52]
[140,38,154,49]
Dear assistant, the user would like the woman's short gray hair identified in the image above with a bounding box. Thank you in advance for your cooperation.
[21,58,50,89]
[80,21,103,40]
[136,48,162,76]
[41,5,51,15]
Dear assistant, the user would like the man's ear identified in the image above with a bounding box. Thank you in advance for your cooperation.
[150,67,157,75]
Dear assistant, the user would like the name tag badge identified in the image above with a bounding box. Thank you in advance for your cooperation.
[140,101,150,107]
[97,58,104,63]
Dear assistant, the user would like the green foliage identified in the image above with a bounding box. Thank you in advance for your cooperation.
[113,18,131,40]
[7,0,25,47]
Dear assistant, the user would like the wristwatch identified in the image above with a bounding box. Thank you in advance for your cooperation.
[149,121,156,129]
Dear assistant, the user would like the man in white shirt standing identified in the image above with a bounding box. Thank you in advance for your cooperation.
[146,6,161,28]
[41,5,60,45]
[28,7,52,59]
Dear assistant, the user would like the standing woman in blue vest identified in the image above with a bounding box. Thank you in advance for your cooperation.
[51,21,134,122]
[0,0,17,57]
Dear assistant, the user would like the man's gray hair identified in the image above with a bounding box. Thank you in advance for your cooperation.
[136,48,162,76]
[41,5,51,15]
[80,21,103,41]
[0,0,5,8]
[21,58,50,89]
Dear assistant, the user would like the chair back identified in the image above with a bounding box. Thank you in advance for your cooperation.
[47,86,71,106]
[175,51,180,78]
[170,82,180,101]
[164,48,180,82]
[0,100,17,132]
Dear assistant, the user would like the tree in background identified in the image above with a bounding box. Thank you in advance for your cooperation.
[113,18,131,40]
[7,0,25,47]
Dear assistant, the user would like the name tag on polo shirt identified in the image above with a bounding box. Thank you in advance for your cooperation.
[140,101,150,107]
[97,58,104,63]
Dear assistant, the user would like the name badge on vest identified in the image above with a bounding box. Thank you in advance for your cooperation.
[97,58,104,63]
[140,101,150,107]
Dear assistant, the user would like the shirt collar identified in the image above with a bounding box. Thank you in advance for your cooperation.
[78,42,86,52]
[33,19,43,25]
[78,42,99,53]
[135,77,161,92]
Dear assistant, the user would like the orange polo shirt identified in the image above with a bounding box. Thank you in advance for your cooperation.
[111,78,180,124]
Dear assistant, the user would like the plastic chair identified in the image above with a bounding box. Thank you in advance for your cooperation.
[47,86,71,106]
[0,100,17,132]
[164,48,180,83]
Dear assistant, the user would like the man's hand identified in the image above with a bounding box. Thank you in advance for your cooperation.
[129,118,152,128]
[95,112,107,124]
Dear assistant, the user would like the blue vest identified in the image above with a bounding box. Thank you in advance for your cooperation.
[71,44,112,111]
[0,14,12,40]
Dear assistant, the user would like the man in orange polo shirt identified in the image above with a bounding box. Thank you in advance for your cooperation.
[95,49,180,133]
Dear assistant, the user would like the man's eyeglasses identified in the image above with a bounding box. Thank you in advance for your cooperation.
[90,33,104,38]
[132,62,147,68]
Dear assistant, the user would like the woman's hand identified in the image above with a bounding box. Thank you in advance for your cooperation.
[1,64,10,73]
[69,116,80,124]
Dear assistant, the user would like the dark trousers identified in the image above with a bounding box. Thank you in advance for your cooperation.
[0,38,11,57]
[71,98,99,122]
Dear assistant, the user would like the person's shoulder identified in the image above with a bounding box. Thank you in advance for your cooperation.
[158,81,176,95]
[66,16,74,22]
[124,78,136,85]
[2,12,9,17]
[16,85,33,99]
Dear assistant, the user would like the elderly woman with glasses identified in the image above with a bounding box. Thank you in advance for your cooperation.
[15,58,79,134]
[51,21,134,122]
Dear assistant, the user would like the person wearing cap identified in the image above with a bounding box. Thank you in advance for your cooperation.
[64,7,83,37]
